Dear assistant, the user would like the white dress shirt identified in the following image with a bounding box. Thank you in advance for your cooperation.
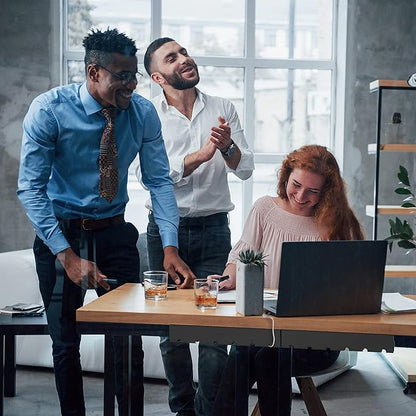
[140,89,254,217]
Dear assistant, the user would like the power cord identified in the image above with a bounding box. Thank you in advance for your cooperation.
[262,313,276,347]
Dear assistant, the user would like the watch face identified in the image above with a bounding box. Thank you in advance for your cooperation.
[224,143,236,157]
[408,73,416,87]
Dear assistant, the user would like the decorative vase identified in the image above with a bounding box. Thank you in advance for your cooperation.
[235,261,264,316]
[384,112,406,143]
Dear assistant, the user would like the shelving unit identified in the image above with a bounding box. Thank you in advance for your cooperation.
[368,79,416,394]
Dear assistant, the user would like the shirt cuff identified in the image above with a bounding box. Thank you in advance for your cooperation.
[46,233,71,255]
[229,149,254,179]
[160,231,179,249]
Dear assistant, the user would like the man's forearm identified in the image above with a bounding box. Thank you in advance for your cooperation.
[183,150,207,177]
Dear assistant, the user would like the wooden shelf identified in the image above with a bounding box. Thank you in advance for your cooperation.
[382,348,416,384]
[385,265,416,278]
[368,143,416,154]
[369,79,412,92]
[366,205,416,217]
[369,79,416,392]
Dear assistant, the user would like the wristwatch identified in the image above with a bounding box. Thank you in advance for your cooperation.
[221,140,236,158]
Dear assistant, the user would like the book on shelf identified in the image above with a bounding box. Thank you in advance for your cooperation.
[0,302,44,316]
[381,293,416,314]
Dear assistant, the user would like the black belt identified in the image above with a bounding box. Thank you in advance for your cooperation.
[149,211,228,227]
[59,214,125,231]
[179,212,228,227]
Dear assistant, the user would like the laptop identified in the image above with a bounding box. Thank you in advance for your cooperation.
[264,240,387,317]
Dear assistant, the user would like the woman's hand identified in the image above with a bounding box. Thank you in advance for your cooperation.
[207,274,236,290]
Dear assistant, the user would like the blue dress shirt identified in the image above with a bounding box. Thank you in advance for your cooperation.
[17,82,178,254]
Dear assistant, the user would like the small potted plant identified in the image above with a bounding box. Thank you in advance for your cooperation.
[236,249,267,316]
[386,165,416,253]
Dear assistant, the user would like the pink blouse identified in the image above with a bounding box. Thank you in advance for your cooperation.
[227,196,321,289]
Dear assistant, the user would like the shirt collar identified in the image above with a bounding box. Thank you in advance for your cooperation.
[80,82,103,116]
[159,88,204,112]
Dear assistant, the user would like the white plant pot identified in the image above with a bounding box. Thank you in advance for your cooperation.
[236,261,264,316]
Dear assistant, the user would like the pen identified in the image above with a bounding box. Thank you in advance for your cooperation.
[102,278,118,284]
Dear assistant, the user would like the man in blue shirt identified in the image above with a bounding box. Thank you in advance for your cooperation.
[17,28,194,416]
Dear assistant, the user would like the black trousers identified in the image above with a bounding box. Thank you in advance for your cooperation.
[213,345,340,416]
[33,220,143,416]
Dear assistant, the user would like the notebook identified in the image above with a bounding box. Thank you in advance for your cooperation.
[264,240,387,317]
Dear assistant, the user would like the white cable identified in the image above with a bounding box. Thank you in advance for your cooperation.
[262,313,276,347]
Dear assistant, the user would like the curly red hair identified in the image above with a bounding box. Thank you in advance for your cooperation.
[278,145,364,241]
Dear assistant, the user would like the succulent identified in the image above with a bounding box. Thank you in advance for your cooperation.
[238,248,267,268]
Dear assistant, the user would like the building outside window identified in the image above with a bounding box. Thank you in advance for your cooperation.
[63,0,342,241]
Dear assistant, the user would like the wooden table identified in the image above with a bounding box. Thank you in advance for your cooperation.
[76,284,416,415]
[0,315,48,416]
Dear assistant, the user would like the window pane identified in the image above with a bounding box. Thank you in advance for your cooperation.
[68,60,86,84]
[255,68,331,153]
[67,0,151,52]
[229,179,243,244]
[161,0,245,57]
[197,66,244,125]
[256,0,333,59]
[252,164,280,203]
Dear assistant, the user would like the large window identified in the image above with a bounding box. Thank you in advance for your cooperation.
[63,0,344,240]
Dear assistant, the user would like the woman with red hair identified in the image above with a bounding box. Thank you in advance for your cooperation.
[220,144,364,291]
[213,144,364,415]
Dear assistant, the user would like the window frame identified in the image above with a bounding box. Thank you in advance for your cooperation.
[61,0,346,227]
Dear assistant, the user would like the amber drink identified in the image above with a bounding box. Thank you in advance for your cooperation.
[194,278,219,310]
[143,271,168,300]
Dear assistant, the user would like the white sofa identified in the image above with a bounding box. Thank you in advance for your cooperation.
[0,247,199,379]
[0,247,355,391]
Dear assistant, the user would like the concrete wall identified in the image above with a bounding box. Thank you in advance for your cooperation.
[0,0,60,252]
[1,0,416,292]
[344,0,416,292]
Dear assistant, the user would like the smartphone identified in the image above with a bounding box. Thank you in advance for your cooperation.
[167,284,177,290]
[12,303,43,311]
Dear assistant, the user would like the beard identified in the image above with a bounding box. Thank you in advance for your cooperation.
[162,63,200,90]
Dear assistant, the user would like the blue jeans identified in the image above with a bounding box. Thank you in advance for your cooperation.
[34,221,143,416]
[147,212,231,416]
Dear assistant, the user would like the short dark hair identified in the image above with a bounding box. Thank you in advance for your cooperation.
[144,37,175,75]
[82,28,137,68]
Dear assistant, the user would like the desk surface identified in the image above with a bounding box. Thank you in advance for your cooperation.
[76,284,416,337]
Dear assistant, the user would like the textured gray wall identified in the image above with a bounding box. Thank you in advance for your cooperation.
[0,0,57,252]
[1,0,416,292]
[344,0,416,292]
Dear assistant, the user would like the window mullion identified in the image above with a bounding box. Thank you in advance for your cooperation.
[150,0,162,98]
[241,0,256,224]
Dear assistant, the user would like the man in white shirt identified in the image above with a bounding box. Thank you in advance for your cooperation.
[142,38,254,416]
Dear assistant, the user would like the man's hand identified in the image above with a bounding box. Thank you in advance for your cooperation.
[209,116,232,152]
[210,116,241,170]
[56,247,110,290]
[163,246,196,288]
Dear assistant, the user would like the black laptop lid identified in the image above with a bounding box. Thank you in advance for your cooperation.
[266,240,387,317]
